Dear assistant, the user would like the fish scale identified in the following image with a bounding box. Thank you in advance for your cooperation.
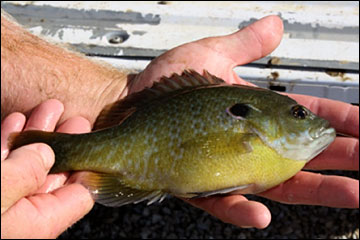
[9,70,335,207]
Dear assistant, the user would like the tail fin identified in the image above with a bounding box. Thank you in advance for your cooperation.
[9,130,78,173]
[9,130,64,151]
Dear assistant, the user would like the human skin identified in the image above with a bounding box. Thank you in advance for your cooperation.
[1,13,129,124]
[1,100,94,238]
[1,12,359,235]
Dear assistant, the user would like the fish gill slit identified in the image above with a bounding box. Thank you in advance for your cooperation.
[169,152,178,176]
[142,153,150,177]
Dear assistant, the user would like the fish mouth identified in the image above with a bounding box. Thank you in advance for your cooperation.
[309,120,332,138]
[274,126,336,162]
[306,127,336,160]
[252,121,336,162]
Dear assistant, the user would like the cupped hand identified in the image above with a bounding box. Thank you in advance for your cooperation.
[124,16,283,96]
[124,15,359,229]
[1,99,94,238]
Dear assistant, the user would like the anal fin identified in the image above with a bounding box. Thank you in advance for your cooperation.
[189,184,254,199]
[73,171,167,207]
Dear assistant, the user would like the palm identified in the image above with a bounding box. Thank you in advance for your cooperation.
[129,43,241,95]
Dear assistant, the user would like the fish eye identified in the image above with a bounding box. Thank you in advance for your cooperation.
[291,105,308,119]
[227,103,249,119]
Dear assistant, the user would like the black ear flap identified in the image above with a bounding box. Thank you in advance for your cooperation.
[227,103,250,119]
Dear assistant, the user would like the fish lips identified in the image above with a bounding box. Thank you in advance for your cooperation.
[307,127,336,160]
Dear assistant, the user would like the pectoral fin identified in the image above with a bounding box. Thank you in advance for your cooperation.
[75,171,167,207]
[181,132,256,157]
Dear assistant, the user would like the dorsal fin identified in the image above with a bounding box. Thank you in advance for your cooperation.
[93,69,225,130]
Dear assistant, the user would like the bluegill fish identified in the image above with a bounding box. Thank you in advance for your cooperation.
[9,70,336,207]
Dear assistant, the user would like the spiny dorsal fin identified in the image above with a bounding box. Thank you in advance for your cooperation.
[160,69,225,87]
[93,69,225,130]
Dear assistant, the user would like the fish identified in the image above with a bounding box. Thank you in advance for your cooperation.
[9,70,336,207]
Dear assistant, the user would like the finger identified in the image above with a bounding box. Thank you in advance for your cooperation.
[289,94,359,138]
[259,171,359,208]
[1,183,94,239]
[36,117,92,194]
[1,113,26,161]
[24,99,64,131]
[34,172,69,195]
[186,195,271,229]
[56,116,91,133]
[226,15,284,67]
[305,137,359,170]
[1,143,54,214]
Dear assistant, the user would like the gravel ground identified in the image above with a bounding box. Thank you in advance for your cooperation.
[59,170,359,239]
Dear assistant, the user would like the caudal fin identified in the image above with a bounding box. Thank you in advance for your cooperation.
[9,130,63,151]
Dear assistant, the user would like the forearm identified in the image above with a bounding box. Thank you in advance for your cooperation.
[1,13,129,125]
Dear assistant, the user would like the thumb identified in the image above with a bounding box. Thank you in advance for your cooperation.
[198,15,284,67]
[1,143,54,214]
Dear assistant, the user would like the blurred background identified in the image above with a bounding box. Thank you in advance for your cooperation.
[2,1,358,238]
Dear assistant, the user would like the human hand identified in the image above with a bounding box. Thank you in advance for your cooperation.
[122,15,359,228]
[1,99,94,238]
[125,15,281,95]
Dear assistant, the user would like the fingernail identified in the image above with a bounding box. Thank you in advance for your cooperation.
[37,144,55,170]
[240,226,253,229]
[1,149,9,161]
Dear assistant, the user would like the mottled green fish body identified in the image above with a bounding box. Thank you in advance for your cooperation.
[10,70,335,207]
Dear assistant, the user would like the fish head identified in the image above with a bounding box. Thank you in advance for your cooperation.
[273,103,336,162]
[226,95,336,162]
